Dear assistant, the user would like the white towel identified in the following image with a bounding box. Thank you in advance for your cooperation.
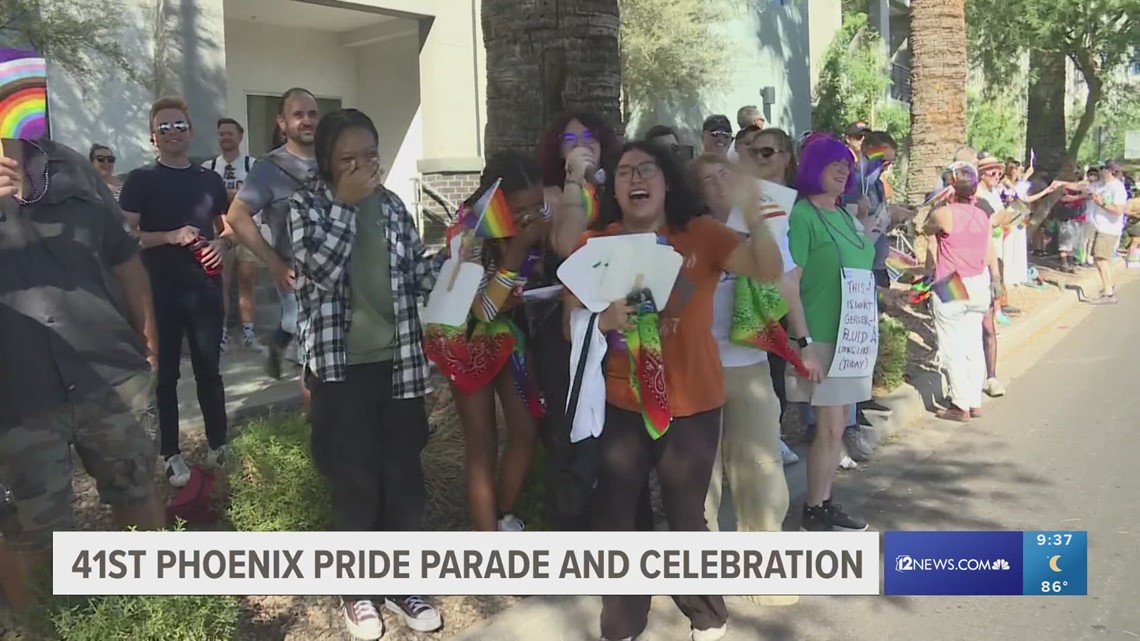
[567,307,608,443]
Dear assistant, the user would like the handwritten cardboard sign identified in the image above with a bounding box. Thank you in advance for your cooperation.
[828,268,879,378]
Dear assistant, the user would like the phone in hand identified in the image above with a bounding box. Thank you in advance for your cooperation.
[626,287,656,313]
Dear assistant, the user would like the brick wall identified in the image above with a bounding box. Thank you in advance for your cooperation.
[417,171,482,249]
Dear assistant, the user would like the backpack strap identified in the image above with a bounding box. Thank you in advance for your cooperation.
[265,155,308,188]
[209,157,217,171]
[563,312,598,427]
[245,155,252,172]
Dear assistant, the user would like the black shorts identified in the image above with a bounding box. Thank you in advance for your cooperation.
[873,268,890,289]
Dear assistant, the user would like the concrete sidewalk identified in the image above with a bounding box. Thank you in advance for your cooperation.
[173,345,301,435]
[447,264,1137,641]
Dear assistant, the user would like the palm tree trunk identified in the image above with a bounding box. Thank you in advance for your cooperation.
[1025,49,1067,175]
[906,0,967,263]
[482,0,622,157]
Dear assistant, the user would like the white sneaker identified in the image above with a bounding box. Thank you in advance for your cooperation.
[342,599,383,640]
[497,513,526,531]
[165,454,191,487]
[206,445,231,470]
[983,377,1006,397]
[242,333,266,354]
[779,439,799,465]
[838,454,858,470]
[692,624,727,641]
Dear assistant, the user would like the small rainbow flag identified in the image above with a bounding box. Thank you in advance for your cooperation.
[465,178,518,239]
[864,144,890,162]
[581,182,600,225]
[0,49,49,140]
[932,272,970,303]
[885,247,920,282]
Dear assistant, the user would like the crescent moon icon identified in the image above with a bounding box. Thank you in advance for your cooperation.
[1049,555,1063,572]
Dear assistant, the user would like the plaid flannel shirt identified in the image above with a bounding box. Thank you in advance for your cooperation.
[288,179,444,398]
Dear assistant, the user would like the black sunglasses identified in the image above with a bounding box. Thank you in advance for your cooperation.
[156,120,191,135]
[94,155,115,163]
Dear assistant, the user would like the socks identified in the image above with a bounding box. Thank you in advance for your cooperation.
[242,323,256,337]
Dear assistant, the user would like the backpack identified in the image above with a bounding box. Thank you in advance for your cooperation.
[209,156,253,173]
[165,465,219,526]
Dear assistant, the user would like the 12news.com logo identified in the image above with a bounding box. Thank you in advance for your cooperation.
[894,555,1011,572]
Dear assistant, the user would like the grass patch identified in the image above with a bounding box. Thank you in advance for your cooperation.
[226,412,331,532]
[874,315,909,392]
[513,442,552,531]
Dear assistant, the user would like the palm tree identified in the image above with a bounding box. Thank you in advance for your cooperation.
[482,0,623,156]
[905,0,968,204]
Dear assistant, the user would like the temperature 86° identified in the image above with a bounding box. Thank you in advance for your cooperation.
[71,549,146,580]
[1041,580,1069,593]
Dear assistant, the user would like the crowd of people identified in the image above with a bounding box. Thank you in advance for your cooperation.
[0,89,1135,641]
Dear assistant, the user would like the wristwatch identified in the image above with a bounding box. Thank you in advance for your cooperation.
[797,336,814,348]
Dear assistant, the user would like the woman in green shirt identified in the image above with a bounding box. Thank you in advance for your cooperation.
[784,134,876,533]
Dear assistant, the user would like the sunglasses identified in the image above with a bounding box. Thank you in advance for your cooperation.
[561,131,595,146]
[94,155,115,163]
[156,120,191,135]
[747,146,779,159]
[707,131,732,141]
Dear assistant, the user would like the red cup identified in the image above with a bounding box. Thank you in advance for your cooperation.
[192,236,222,277]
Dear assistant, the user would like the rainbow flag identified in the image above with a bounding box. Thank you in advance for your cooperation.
[885,247,920,282]
[465,178,518,239]
[0,49,48,140]
[864,144,890,162]
[932,272,970,303]
[581,182,600,225]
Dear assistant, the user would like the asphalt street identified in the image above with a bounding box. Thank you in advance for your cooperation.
[457,278,1140,640]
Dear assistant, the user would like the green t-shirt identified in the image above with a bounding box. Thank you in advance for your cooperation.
[787,199,876,344]
[346,193,397,364]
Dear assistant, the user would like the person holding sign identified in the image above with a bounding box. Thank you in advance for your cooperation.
[423,151,551,534]
[922,162,1004,422]
[288,109,443,640]
[783,134,876,534]
[566,141,783,641]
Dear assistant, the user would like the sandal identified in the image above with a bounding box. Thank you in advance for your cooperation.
[936,408,971,423]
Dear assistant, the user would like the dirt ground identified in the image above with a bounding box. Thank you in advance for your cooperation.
[17,257,1098,641]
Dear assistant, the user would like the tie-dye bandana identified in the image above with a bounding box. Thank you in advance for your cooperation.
[624,297,671,439]
[730,277,810,377]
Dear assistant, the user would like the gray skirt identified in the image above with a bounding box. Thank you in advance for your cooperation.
[785,341,873,407]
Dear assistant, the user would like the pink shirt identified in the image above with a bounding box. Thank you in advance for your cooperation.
[935,202,991,281]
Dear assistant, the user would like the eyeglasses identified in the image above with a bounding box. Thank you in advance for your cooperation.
[156,120,190,135]
[615,161,660,182]
[94,155,115,163]
[747,146,779,159]
[983,169,1002,178]
[561,131,595,147]
[707,131,732,141]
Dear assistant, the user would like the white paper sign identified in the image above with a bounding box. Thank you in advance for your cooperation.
[596,243,682,307]
[556,241,616,312]
[759,179,797,215]
[828,268,878,378]
[422,234,484,327]
[865,202,891,243]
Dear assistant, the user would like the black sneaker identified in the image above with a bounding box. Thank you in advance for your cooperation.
[800,504,832,531]
[859,399,891,413]
[384,596,442,632]
[823,500,868,532]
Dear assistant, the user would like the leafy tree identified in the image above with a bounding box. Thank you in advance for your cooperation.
[966,87,1026,160]
[967,0,1140,157]
[812,12,891,135]
[1070,81,1140,165]
[619,0,733,125]
[0,0,145,90]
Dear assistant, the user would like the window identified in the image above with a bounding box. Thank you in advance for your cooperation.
[245,94,343,157]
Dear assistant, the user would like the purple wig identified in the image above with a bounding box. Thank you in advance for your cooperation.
[794,135,857,196]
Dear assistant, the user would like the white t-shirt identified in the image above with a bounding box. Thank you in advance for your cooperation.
[1089,179,1128,235]
[203,154,252,193]
[711,203,796,368]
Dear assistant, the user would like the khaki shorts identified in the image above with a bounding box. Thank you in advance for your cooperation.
[234,243,262,265]
[784,341,873,407]
[0,372,158,550]
[1091,232,1120,261]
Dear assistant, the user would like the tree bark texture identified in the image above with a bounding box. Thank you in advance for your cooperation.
[482,0,622,157]
[1025,48,1068,175]
[905,0,967,205]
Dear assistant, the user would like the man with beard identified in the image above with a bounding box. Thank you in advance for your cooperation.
[225,88,319,413]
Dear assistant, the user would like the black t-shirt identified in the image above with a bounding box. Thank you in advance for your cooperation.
[976,199,995,217]
[119,162,229,286]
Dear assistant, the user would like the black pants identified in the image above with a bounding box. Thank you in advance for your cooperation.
[308,362,429,532]
[593,405,728,640]
[768,317,791,422]
[154,278,227,457]
[527,301,654,532]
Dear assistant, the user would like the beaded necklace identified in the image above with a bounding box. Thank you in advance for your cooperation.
[13,140,50,206]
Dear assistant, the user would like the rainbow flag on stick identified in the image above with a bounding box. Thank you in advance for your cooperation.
[885,247,920,282]
[932,272,970,303]
[0,49,49,140]
[465,178,519,239]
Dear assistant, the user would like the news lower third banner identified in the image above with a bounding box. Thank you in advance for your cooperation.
[52,531,880,596]
[884,531,1088,596]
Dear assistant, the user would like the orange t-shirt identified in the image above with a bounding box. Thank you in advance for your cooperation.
[575,216,744,418]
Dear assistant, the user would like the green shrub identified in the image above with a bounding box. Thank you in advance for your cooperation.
[226,412,331,532]
[874,316,909,392]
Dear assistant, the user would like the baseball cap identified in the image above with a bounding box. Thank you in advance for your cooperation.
[702,115,732,134]
[844,121,871,137]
